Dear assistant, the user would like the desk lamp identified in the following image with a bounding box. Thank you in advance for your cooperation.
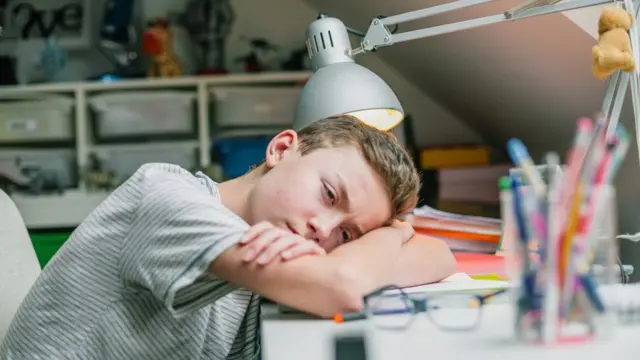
[294,14,404,131]
[294,0,640,157]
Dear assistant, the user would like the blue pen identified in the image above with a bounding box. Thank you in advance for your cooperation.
[579,273,606,313]
[511,177,540,311]
[507,138,547,198]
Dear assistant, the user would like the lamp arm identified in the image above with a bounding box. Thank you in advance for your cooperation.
[354,0,618,54]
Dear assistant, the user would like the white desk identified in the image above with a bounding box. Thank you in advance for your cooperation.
[261,304,640,360]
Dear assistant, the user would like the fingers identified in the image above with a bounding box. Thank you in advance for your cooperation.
[242,227,282,262]
[240,221,328,265]
[255,236,297,265]
[390,219,415,241]
[240,221,273,244]
[281,240,326,260]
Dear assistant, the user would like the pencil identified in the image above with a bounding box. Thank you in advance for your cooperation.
[333,312,367,323]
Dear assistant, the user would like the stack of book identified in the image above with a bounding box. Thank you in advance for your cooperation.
[436,164,511,218]
[410,205,502,254]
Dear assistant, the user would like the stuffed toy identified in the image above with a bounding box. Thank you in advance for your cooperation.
[143,17,183,78]
[592,7,636,80]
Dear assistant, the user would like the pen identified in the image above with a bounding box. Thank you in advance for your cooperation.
[556,118,593,238]
[559,183,583,318]
[541,152,560,343]
[510,176,538,338]
[333,312,366,323]
[507,138,546,198]
[579,273,606,313]
[511,177,539,310]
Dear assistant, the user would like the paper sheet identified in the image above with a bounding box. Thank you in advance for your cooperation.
[413,204,502,225]
[386,277,512,295]
[441,272,473,281]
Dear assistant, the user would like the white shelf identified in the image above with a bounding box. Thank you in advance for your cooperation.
[1,72,310,228]
[11,190,110,229]
[0,72,311,96]
[89,140,199,152]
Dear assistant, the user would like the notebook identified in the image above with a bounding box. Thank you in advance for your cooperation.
[383,276,511,296]
[276,273,511,314]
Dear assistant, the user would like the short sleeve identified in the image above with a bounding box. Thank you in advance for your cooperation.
[118,168,249,318]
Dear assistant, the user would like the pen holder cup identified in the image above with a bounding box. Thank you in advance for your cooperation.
[500,164,564,281]
[500,168,620,343]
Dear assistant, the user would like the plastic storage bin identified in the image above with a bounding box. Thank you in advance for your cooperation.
[210,87,301,128]
[0,96,74,144]
[95,143,199,180]
[212,137,271,179]
[0,148,77,188]
[89,91,196,141]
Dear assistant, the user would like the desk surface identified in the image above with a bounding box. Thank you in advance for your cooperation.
[261,304,639,360]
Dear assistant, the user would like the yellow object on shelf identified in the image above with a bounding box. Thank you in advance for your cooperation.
[420,146,490,169]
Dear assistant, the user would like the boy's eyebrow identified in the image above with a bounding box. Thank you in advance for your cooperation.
[334,173,351,211]
[335,173,364,237]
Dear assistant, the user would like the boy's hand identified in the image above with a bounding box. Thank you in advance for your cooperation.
[390,219,415,244]
[240,221,326,265]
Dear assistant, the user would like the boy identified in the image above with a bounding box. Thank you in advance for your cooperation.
[0,116,455,360]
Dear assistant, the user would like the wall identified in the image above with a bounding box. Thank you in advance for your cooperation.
[1,0,483,148]
[224,0,484,146]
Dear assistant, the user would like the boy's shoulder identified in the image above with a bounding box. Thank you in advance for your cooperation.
[132,163,215,196]
[134,162,199,184]
[127,163,236,219]
[122,163,248,241]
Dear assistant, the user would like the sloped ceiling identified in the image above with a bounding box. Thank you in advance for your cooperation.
[562,3,607,40]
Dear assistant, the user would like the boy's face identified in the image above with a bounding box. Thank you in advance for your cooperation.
[246,130,392,252]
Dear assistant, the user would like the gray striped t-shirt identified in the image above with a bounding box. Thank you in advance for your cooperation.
[0,163,261,360]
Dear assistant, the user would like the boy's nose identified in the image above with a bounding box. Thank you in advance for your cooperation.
[307,213,342,243]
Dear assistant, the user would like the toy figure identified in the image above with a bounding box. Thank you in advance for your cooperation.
[592,7,636,80]
[96,0,141,79]
[143,17,183,78]
[236,38,278,72]
[82,152,120,191]
[39,37,67,82]
[178,0,235,75]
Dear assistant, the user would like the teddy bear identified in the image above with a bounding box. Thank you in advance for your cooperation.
[592,7,636,80]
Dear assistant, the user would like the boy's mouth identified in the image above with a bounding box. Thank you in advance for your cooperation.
[286,224,298,235]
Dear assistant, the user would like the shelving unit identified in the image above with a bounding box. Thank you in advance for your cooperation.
[0,71,311,229]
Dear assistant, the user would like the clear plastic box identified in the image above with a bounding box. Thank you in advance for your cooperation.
[0,96,74,144]
[89,91,196,141]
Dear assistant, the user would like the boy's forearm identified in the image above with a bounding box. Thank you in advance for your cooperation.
[324,226,406,294]
[210,227,405,318]
[389,233,457,288]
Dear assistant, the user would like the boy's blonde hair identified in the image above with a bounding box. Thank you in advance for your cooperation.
[297,115,421,219]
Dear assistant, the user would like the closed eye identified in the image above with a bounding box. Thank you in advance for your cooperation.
[341,228,352,243]
[323,182,337,205]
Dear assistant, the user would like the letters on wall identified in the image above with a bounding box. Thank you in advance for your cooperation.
[3,0,91,49]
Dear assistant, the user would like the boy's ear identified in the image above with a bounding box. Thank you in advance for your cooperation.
[265,129,299,168]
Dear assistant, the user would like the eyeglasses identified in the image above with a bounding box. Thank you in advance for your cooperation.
[363,285,507,331]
